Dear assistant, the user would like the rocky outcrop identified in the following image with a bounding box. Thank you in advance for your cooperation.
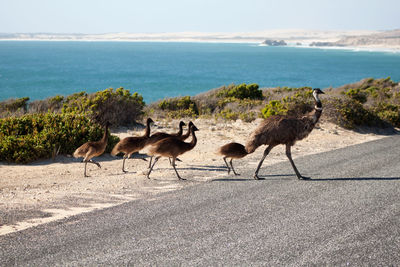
[262,39,287,46]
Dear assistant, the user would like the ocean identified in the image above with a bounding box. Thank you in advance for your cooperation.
[0,41,400,103]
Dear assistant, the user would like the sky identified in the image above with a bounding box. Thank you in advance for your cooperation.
[0,0,399,34]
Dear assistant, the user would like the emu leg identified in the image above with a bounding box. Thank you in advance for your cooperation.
[84,161,88,177]
[148,156,153,169]
[147,156,160,179]
[88,159,101,168]
[285,144,309,180]
[229,159,239,176]
[172,157,185,180]
[169,157,182,166]
[254,145,274,180]
[223,157,231,174]
[122,155,128,173]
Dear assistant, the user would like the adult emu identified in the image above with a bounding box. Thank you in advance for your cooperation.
[246,88,325,180]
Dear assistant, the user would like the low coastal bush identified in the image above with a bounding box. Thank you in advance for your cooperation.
[324,97,386,129]
[0,113,119,163]
[146,83,265,121]
[0,88,145,127]
[216,83,263,100]
[157,96,199,118]
[330,77,400,128]
[1,78,399,164]
[61,88,145,126]
[0,97,30,117]
[261,87,314,119]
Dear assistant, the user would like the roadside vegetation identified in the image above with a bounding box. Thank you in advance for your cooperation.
[1,78,399,163]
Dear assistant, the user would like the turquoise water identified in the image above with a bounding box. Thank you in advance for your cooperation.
[0,41,400,103]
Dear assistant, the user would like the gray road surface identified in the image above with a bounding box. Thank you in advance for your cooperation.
[1,135,400,266]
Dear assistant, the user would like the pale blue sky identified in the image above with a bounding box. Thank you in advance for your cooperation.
[0,0,399,33]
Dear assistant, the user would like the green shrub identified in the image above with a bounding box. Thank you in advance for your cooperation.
[0,88,145,126]
[239,111,257,122]
[260,87,313,119]
[325,98,385,129]
[261,100,288,118]
[372,102,400,127]
[158,96,198,118]
[217,83,263,100]
[217,108,239,120]
[0,113,119,163]
[61,88,145,126]
[344,88,368,104]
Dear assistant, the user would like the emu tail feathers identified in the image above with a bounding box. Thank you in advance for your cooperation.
[72,149,81,158]
[111,143,121,156]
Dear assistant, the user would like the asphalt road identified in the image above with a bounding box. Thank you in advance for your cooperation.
[1,135,400,266]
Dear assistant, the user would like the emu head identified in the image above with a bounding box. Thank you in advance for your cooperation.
[147,118,154,125]
[179,121,186,127]
[191,124,199,132]
[312,88,324,95]
[312,88,324,110]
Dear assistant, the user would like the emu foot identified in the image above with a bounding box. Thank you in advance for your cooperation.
[253,174,265,180]
[298,175,310,180]
[178,177,187,181]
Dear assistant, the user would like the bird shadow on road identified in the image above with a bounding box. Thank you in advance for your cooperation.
[307,176,400,182]
[212,174,295,182]
[175,165,228,172]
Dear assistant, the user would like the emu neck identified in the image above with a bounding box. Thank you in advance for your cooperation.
[181,126,191,139]
[311,92,323,124]
[102,126,109,143]
[189,130,197,148]
[176,124,184,136]
[144,121,151,137]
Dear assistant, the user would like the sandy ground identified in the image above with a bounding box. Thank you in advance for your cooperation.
[0,118,390,235]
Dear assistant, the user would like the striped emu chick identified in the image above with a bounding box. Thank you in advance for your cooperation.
[111,118,153,173]
[73,122,110,177]
[145,121,187,168]
[246,88,325,180]
[146,124,199,180]
[217,142,248,175]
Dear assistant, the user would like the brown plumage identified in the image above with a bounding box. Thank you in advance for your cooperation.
[146,124,199,180]
[217,142,248,175]
[145,121,188,168]
[111,118,153,173]
[73,122,110,177]
[246,88,325,180]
